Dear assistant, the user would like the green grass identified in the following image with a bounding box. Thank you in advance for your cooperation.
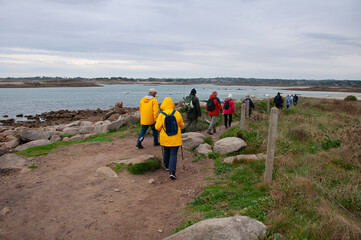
[175,98,361,239]
[28,165,38,169]
[112,158,161,175]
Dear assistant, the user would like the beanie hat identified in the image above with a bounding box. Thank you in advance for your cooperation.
[191,88,196,94]
[245,94,250,98]
[228,93,233,99]
[212,91,218,96]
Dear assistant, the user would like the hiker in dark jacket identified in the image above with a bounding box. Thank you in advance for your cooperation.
[182,88,201,133]
[206,91,222,135]
[223,93,235,129]
[273,92,284,109]
[243,94,255,115]
[293,94,299,106]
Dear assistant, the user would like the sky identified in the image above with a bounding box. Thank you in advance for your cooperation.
[0,0,361,80]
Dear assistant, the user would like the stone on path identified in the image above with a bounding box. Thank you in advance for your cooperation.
[196,143,212,156]
[95,167,118,178]
[115,155,155,165]
[164,216,266,240]
[224,153,267,164]
[0,153,28,172]
[1,207,11,216]
[182,132,206,149]
[213,137,247,155]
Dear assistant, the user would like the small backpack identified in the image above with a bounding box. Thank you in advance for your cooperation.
[160,110,178,136]
[224,99,230,110]
[184,96,194,112]
[206,98,215,111]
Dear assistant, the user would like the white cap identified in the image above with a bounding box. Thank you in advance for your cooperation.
[228,94,233,99]
[149,88,157,93]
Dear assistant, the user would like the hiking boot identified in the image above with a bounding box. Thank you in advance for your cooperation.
[164,166,169,171]
[213,129,216,133]
[169,171,176,180]
[136,142,144,149]
[181,129,186,133]
[207,130,213,135]
[154,142,160,146]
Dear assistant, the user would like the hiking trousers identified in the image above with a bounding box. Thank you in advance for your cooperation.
[224,114,232,128]
[137,124,159,143]
[163,146,179,173]
[183,118,198,132]
[208,116,218,132]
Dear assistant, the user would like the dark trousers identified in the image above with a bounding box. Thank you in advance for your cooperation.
[163,146,179,173]
[137,124,158,143]
[224,114,232,128]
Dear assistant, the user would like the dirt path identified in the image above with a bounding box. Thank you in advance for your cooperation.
[0,125,229,240]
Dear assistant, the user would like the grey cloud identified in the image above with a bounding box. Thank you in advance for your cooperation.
[305,32,361,48]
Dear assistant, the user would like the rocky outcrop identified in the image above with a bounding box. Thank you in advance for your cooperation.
[0,153,28,172]
[164,216,266,240]
[213,137,247,155]
[0,111,141,156]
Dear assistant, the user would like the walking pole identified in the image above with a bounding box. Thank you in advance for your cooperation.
[181,145,185,170]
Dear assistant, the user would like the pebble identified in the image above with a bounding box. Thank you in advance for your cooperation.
[114,188,120,192]
[1,207,11,216]
[158,229,163,233]
[149,179,155,185]
[109,199,114,202]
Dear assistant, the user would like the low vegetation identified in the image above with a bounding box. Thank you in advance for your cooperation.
[177,98,361,239]
[112,158,161,174]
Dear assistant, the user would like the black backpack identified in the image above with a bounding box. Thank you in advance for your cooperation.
[160,110,178,136]
[207,98,215,111]
[224,99,230,110]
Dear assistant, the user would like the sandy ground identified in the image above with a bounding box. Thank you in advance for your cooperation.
[0,126,228,240]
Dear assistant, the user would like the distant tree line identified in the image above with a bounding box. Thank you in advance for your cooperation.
[1,76,360,87]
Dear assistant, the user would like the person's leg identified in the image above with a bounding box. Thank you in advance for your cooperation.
[182,118,191,133]
[151,124,159,145]
[208,116,216,134]
[212,116,218,133]
[229,114,232,127]
[136,125,149,148]
[191,118,197,132]
[224,114,228,128]
[169,146,179,179]
[163,147,170,170]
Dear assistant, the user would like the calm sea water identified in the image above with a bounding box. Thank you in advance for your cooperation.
[0,84,358,120]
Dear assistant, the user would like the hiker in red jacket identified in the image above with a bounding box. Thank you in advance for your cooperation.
[206,91,222,135]
[223,94,235,129]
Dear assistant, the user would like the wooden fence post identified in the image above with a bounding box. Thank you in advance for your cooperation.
[264,107,279,185]
[267,99,270,114]
[240,103,246,129]
[246,100,250,118]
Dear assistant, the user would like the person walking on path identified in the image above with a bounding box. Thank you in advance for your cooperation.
[293,94,299,106]
[155,97,184,180]
[136,88,160,149]
[285,95,291,109]
[274,92,284,109]
[243,94,255,116]
[223,93,235,129]
[206,91,222,135]
[182,88,201,133]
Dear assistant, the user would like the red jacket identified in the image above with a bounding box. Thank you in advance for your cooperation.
[207,95,223,116]
[223,98,235,115]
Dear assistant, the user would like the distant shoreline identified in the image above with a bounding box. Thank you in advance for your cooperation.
[0,80,360,93]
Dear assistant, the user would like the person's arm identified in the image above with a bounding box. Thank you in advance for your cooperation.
[195,97,201,117]
[153,100,159,123]
[176,111,185,130]
[155,113,163,131]
[216,98,223,113]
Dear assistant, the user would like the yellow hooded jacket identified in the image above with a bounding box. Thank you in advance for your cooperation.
[139,95,159,125]
[155,97,184,147]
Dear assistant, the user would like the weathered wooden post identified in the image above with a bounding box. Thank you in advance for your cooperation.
[240,103,246,129]
[267,99,270,114]
[245,100,250,118]
[264,107,279,185]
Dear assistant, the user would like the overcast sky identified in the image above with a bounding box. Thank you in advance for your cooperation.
[0,0,360,80]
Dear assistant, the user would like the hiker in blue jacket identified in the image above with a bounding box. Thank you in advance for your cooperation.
[286,95,291,109]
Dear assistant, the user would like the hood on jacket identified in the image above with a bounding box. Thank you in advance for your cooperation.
[209,94,217,99]
[160,97,175,111]
[143,95,155,103]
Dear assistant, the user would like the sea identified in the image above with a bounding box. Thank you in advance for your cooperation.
[0,84,359,121]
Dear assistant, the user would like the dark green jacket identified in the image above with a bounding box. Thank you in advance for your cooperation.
[187,93,202,119]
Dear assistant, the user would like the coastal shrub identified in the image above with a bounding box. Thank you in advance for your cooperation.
[112,158,161,174]
[344,95,357,101]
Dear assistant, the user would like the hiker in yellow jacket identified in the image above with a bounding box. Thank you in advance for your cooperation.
[136,88,160,149]
[155,97,184,180]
